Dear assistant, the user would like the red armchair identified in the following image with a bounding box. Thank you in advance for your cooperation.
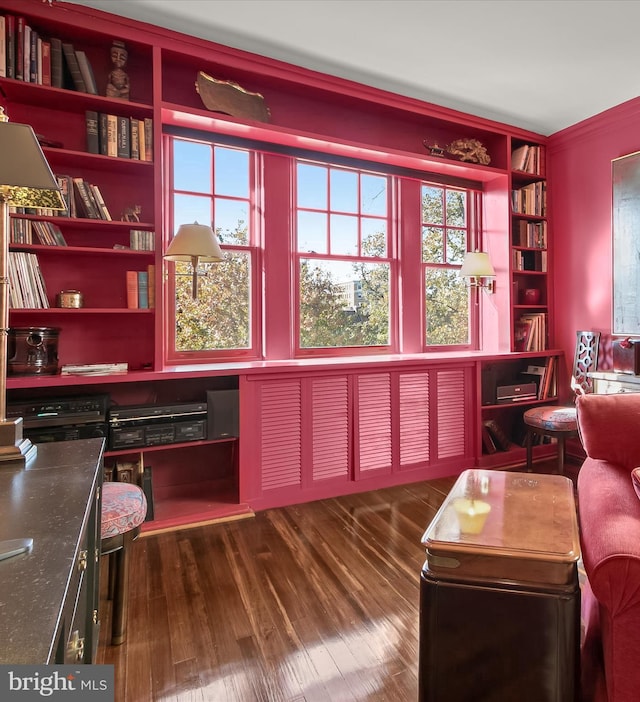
[576,392,640,702]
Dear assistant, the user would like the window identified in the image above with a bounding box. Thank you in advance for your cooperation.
[421,183,478,347]
[295,160,392,353]
[167,136,259,361]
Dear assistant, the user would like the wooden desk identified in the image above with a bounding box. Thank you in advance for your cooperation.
[0,438,104,664]
[588,371,640,394]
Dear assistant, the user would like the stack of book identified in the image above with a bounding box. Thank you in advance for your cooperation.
[7,251,49,308]
[126,266,155,309]
[86,111,154,162]
[511,144,545,175]
[60,362,128,376]
[10,218,67,246]
[511,180,546,216]
[54,175,111,220]
[515,312,547,351]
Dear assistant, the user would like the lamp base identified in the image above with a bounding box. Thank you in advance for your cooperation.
[0,418,37,467]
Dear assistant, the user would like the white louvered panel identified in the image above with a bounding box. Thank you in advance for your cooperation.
[311,376,350,482]
[259,380,302,490]
[436,369,467,459]
[399,372,430,467]
[357,373,392,473]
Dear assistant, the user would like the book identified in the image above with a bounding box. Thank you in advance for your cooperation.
[41,39,51,86]
[481,423,497,454]
[143,118,153,161]
[98,112,108,155]
[90,184,112,221]
[137,270,149,308]
[483,419,512,452]
[147,264,155,309]
[137,118,146,161]
[72,177,101,219]
[28,26,37,83]
[0,16,6,78]
[117,115,130,158]
[50,36,62,87]
[142,465,154,521]
[61,42,87,92]
[126,270,138,309]
[85,110,99,154]
[5,14,14,79]
[75,49,97,94]
[130,117,140,160]
[106,114,118,157]
[60,362,128,376]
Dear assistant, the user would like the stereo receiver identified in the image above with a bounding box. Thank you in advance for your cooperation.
[108,402,207,450]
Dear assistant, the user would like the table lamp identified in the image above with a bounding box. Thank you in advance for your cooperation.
[0,108,65,467]
[164,222,223,299]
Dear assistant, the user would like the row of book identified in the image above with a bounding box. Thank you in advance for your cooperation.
[127,266,156,309]
[86,111,154,162]
[511,144,545,175]
[129,229,155,251]
[61,362,128,376]
[520,358,557,401]
[514,312,547,352]
[7,251,49,309]
[511,181,547,217]
[0,13,98,94]
[59,175,111,221]
[512,249,547,272]
[513,219,547,248]
[10,218,67,246]
[481,419,513,454]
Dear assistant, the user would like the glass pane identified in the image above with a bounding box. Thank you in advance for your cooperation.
[215,198,250,245]
[446,229,466,264]
[173,139,212,193]
[362,218,387,257]
[297,211,328,253]
[330,169,358,213]
[425,268,469,346]
[446,189,466,227]
[361,174,387,216]
[297,163,327,209]
[175,252,251,351]
[299,259,389,348]
[214,147,249,198]
[173,193,212,232]
[422,185,443,224]
[422,226,444,263]
[330,214,358,256]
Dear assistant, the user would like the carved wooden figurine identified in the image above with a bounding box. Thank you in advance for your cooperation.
[106,40,130,100]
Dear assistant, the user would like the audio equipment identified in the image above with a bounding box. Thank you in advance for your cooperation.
[206,389,239,439]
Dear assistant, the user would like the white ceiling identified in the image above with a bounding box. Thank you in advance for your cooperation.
[66,0,640,136]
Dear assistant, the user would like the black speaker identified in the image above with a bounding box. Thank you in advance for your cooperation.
[206,389,239,438]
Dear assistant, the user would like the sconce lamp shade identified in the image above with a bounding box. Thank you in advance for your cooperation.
[164,222,223,299]
[459,251,496,279]
[164,223,223,262]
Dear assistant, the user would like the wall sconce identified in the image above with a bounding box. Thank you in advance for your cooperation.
[459,251,496,294]
[164,222,223,299]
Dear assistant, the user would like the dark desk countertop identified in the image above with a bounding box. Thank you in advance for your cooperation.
[0,438,103,664]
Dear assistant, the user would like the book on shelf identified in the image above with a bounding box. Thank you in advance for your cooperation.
[137,118,146,161]
[90,184,112,221]
[130,117,140,160]
[41,39,51,86]
[32,219,67,246]
[60,362,129,376]
[106,114,118,157]
[50,36,63,88]
[520,365,546,399]
[516,312,547,352]
[137,270,149,309]
[126,270,138,309]
[481,423,497,454]
[15,15,24,81]
[72,177,101,219]
[61,42,87,92]
[5,14,15,79]
[483,419,512,452]
[117,115,130,158]
[147,264,155,309]
[85,110,100,154]
[7,251,49,309]
[130,229,155,251]
[0,16,6,78]
[56,174,75,218]
[143,118,153,162]
[75,49,97,94]
[28,26,37,83]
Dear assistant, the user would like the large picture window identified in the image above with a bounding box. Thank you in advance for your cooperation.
[295,160,392,353]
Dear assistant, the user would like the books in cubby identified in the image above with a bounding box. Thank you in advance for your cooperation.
[514,219,546,248]
[126,265,155,309]
[89,113,153,161]
[7,251,49,308]
[514,312,547,352]
[54,175,112,220]
[129,229,155,251]
[10,217,67,246]
[520,358,556,400]
[511,181,546,216]
[511,144,545,175]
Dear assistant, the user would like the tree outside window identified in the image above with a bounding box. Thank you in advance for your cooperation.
[422,183,472,347]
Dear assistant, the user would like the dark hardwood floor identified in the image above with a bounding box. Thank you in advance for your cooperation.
[97,461,578,701]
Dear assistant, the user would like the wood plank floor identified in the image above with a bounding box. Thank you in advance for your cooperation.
[97,462,577,701]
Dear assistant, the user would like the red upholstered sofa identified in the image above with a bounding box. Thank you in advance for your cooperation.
[576,392,640,702]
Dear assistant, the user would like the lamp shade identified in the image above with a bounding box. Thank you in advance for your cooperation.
[164,223,223,262]
[0,114,65,210]
[459,251,495,278]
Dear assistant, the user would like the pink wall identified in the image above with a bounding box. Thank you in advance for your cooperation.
[549,97,640,388]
